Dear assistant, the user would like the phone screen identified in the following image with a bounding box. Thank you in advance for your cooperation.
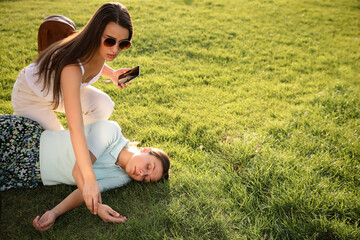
[118,65,140,85]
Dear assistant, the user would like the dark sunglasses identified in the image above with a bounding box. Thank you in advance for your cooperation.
[103,37,131,50]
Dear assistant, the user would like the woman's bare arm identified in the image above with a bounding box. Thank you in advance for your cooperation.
[72,151,97,193]
[101,64,130,89]
[60,64,101,214]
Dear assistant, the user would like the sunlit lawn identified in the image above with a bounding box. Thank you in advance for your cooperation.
[1,0,359,239]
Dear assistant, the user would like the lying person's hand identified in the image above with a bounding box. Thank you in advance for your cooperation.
[98,204,127,223]
[33,210,57,231]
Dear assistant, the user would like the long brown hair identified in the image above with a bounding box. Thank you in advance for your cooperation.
[36,2,133,109]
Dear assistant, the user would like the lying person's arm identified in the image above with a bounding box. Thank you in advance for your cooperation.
[34,150,126,232]
[33,189,83,231]
[33,188,127,232]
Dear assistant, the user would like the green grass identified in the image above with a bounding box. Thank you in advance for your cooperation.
[1,0,359,239]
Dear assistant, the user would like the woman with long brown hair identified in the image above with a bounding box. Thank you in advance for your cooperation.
[11,2,134,215]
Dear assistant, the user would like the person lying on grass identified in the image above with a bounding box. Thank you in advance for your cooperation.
[0,114,170,231]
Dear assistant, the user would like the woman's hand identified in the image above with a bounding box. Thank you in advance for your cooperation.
[82,179,102,215]
[101,64,132,89]
[33,210,57,232]
[113,68,131,90]
[98,204,127,223]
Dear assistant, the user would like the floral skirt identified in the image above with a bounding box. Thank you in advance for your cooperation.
[0,115,44,191]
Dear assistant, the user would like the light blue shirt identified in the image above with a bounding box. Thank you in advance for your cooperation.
[39,120,132,192]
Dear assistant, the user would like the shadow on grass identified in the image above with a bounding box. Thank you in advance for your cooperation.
[0,181,171,239]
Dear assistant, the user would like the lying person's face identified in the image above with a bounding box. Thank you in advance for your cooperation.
[125,149,164,182]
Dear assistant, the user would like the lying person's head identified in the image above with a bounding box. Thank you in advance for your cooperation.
[125,148,170,183]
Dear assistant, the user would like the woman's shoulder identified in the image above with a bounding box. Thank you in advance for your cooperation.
[60,63,83,87]
[62,63,82,75]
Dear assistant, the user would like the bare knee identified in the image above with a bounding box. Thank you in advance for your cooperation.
[83,96,114,121]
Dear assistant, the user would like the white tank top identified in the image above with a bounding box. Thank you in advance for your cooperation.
[25,60,105,101]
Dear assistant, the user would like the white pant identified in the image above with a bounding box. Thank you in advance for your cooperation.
[11,68,115,131]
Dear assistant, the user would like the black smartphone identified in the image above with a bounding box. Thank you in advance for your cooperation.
[118,65,140,85]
